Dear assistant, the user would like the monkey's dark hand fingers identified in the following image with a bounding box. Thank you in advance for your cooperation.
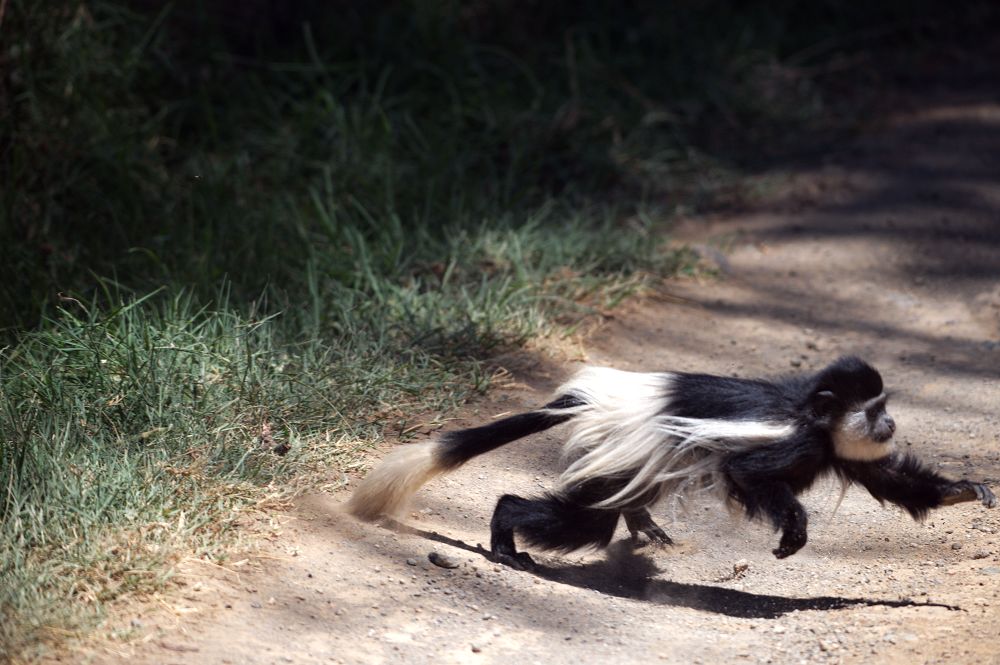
[941,481,997,508]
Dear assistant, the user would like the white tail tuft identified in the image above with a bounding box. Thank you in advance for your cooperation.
[346,441,444,521]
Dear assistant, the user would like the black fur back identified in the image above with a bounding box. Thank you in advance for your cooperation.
[666,373,808,421]
[667,356,883,422]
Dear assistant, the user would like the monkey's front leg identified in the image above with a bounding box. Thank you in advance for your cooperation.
[764,485,809,559]
[727,474,808,559]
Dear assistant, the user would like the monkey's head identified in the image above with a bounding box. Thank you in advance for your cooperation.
[810,356,896,461]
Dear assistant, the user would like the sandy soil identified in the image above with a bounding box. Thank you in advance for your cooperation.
[73,88,1000,665]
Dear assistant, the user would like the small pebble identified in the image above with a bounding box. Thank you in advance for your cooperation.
[406,558,418,566]
[429,551,460,569]
[952,543,963,550]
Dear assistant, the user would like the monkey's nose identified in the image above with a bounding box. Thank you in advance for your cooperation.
[885,416,896,435]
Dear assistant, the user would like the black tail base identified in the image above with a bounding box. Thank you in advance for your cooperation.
[436,396,582,470]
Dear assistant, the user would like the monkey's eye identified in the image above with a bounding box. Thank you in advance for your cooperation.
[864,394,889,421]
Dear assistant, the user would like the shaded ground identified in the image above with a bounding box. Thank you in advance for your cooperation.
[72,87,1000,664]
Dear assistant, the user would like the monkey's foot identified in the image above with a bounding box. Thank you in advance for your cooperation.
[624,511,674,547]
[492,550,537,572]
[941,481,997,508]
[630,525,674,548]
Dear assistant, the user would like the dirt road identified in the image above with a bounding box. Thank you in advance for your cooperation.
[88,90,1000,665]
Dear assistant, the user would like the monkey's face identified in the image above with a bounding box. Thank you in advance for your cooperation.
[832,393,896,461]
[860,393,895,442]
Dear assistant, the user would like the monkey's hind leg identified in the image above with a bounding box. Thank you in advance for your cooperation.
[624,509,673,546]
[489,493,620,571]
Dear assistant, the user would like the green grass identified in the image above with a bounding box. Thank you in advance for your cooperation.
[2,0,996,659]
[0,286,466,655]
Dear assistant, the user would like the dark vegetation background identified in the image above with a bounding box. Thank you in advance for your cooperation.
[2,0,997,659]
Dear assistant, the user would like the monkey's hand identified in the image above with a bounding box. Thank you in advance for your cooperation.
[772,527,807,559]
[940,480,997,508]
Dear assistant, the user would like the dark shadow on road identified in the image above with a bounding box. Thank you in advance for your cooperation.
[384,521,961,619]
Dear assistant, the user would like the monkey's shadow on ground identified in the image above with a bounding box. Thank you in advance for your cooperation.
[386,521,960,619]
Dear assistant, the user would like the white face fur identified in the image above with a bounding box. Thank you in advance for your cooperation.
[831,393,896,462]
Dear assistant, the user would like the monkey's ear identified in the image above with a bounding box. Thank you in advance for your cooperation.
[810,390,840,422]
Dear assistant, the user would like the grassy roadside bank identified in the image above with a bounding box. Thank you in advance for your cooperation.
[2,1,993,659]
[1,216,680,658]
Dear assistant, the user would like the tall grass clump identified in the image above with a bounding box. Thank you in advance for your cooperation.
[0,281,492,658]
[3,0,997,658]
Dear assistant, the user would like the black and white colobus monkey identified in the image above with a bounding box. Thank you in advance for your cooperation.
[348,356,996,570]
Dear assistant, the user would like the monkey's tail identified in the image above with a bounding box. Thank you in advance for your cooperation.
[346,395,582,521]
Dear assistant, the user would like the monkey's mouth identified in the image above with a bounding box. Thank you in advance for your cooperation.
[871,432,894,444]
